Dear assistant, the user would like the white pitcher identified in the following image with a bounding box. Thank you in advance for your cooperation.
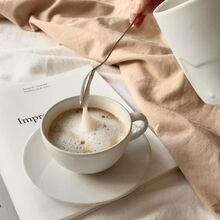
[153,0,220,105]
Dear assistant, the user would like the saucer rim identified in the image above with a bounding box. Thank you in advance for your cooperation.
[23,128,151,205]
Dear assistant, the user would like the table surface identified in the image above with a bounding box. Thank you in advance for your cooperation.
[0,175,18,220]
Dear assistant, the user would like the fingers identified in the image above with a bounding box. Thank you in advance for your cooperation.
[129,0,151,28]
[151,0,164,10]
[131,13,147,28]
[130,0,150,15]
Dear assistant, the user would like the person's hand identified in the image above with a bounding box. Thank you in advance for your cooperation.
[129,0,163,28]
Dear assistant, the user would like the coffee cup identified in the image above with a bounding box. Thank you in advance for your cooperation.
[153,0,220,105]
[41,95,148,174]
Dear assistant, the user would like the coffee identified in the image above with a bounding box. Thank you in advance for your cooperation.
[48,108,126,153]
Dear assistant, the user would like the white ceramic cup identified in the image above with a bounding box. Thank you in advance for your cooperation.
[41,95,148,174]
[154,0,220,105]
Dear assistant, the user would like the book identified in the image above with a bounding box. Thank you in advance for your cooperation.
[0,65,177,220]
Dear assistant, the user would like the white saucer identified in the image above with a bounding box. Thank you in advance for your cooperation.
[23,129,151,205]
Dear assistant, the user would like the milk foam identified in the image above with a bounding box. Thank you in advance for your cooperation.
[48,108,126,153]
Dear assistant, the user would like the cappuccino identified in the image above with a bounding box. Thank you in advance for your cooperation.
[48,108,126,153]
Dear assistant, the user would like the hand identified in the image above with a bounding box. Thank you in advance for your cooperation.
[129,0,163,28]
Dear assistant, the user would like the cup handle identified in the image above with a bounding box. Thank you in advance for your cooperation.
[130,112,148,141]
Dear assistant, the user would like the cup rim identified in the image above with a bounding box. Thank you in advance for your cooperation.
[153,0,193,15]
[41,95,132,156]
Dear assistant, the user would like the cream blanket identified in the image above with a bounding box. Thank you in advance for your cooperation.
[0,0,220,217]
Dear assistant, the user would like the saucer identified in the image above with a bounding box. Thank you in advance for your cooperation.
[23,129,151,205]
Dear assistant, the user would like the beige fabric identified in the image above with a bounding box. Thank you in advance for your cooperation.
[0,0,219,218]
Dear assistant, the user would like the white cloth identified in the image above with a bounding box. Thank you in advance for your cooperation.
[0,21,215,220]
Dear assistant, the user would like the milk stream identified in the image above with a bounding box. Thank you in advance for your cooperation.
[81,106,99,132]
[80,85,99,132]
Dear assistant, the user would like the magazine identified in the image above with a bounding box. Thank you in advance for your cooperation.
[0,65,176,220]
